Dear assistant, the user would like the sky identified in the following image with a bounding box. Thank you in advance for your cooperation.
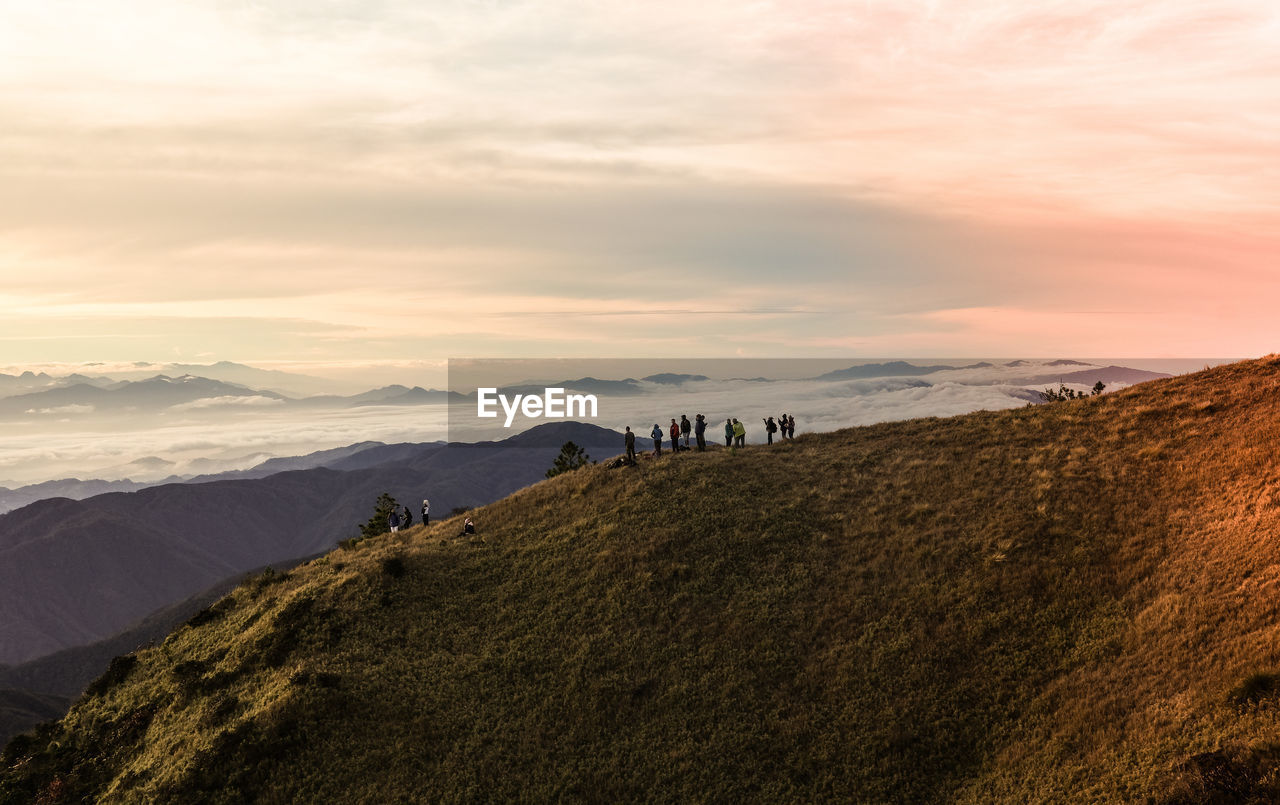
[0,0,1276,379]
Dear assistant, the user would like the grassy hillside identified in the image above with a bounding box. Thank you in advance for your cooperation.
[6,358,1280,802]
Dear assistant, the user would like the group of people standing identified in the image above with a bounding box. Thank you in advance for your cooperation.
[388,499,432,533]
[762,414,796,445]
[622,412,797,461]
[386,499,474,537]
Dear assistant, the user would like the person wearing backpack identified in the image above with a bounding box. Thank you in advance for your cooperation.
[680,414,692,448]
[650,423,663,456]
[732,418,746,447]
[764,416,777,445]
[402,505,414,528]
[694,413,707,451]
[787,414,796,439]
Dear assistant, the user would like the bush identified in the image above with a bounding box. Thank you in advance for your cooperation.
[546,440,592,478]
[85,654,138,699]
[358,492,401,540]
[1230,671,1280,705]
[382,556,406,578]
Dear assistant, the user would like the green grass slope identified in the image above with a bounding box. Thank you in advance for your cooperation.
[7,357,1280,803]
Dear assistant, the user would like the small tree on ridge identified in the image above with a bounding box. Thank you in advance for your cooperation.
[546,441,591,479]
[359,492,401,539]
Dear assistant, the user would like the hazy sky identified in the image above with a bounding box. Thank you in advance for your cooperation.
[1,0,1275,377]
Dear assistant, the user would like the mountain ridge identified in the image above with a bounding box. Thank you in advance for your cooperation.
[6,358,1280,801]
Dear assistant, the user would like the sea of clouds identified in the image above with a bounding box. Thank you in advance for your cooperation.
[0,358,1182,487]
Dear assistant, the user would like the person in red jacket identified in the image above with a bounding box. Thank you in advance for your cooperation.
[669,419,681,452]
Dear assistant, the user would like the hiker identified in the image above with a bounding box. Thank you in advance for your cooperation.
[651,423,663,456]
[669,419,681,453]
[732,418,746,447]
[787,414,796,439]
[764,416,777,445]
[422,499,430,526]
[624,426,637,464]
[779,413,788,439]
[402,505,414,528]
[724,418,734,447]
[458,517,475,537]
[388,508,401,534]
[694,413,706,451]
[680,414,692,448]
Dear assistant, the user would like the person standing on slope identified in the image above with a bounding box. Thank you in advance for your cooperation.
[764,416,777,445]
[724,418,734,447]
[402,505,414,528]
[787,414,796,439]
[422,499,430,526]
[694,413,706,451]
[388,507,401,534]
[680,414,692,448]
[651,423,663,456]
[732,418,746,448]
[670,419,681,453]
[624,426,637,464]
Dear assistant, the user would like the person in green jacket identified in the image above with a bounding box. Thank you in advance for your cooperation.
[732,418,746,447]
[724,418,734,447]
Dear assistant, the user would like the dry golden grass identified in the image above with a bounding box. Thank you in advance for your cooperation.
[8,357,1280,802]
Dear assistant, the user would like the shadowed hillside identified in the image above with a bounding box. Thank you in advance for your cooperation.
[6,358,1280,802]
[0,422,623,666]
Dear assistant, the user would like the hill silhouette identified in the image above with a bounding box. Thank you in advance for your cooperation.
[0,422,623,666]
[7,359,1280,801]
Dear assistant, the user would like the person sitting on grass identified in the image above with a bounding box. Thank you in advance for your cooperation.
[458,517,475,537]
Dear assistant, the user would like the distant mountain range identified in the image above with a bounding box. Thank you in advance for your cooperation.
[814,361,996,380]
[812,359,1169,387]
[0,441,459,515]
[0,375,465,420]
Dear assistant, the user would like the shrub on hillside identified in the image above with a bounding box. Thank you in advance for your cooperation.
[357,492,401,540]
[546,440,592,478]
[84,654,138,699]
[381,556,406,578]
[1229,671,1280,706]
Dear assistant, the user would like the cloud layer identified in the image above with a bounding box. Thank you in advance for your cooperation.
[0,1,1274,366]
